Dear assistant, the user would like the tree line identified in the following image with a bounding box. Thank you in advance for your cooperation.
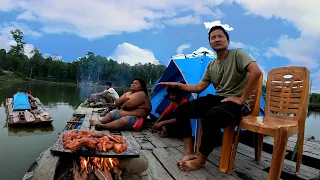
[0,29,166,86]
[1,29,320,104]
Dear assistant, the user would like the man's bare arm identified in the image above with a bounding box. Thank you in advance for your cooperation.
[240,62,262,102]
[158,81,210,94]
[121,92,145,110]
[115,93,129,107]
[92,90,108,96]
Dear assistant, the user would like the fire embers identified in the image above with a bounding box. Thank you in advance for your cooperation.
[62,130,128,153]
[74,156,122,180]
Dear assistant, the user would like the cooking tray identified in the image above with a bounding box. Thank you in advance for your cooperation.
[50,130,140,158]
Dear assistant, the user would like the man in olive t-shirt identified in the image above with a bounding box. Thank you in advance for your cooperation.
[159,26,262,171]
[202,48,255,97]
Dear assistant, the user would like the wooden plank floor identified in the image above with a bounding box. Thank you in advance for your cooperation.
[78,105,320,180]
[264,135,320,160]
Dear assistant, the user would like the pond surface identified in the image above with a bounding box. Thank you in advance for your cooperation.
[0,81,319,180]
[0,82,127,180]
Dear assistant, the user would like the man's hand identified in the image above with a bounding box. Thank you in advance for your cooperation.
[152,122,164,130]
[221,96,245,105]
[89,120,101,126]
[158,82,180,88]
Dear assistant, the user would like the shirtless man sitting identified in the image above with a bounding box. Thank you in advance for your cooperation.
[90,78,152,131]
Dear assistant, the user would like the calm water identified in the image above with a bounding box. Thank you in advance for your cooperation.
[0,82,126,180]
[0,82,319,180]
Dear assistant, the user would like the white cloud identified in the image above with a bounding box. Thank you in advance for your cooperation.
[229,41,259,57]
[43,53,63,61]
[204,20,234,31]
[234,0,320,69]
[108,42,161,66]
[17,11,37,21]
[265,35,319,69]
[164,15,201,26]
[234,0,319,37]
[176,44,191,54]
[0,0,18,11]
[0,22,41,57]
[0,22,42,39]
[0,0,229,39]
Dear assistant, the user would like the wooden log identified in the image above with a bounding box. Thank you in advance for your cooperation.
[94,168,112,180]
[80,172,88,180]
[73,160,82,180]
[32,148,60,180]
[114,166,122,180]
[102,163,114,180]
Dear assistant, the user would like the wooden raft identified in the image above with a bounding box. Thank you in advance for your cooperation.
[5,97,53,125]
[24,104,320,180]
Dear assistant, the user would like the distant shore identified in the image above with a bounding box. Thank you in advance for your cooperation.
[0,74,153,91]
[2,74,320,110]
[309,103,320,110]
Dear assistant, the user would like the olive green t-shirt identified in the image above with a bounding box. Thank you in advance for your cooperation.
[201,49,256,97]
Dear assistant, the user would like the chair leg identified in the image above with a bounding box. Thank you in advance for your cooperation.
[254,133,264,161]
[296,130,305,175]
[268,129,289,180]
[227,126,241,175]
[219,124,235,173]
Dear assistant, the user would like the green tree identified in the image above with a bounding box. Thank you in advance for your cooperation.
[1,28,166,86]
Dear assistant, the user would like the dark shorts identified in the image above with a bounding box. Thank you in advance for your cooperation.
[109,109,139,129]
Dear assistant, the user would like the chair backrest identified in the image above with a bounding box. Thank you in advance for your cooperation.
[265,66,310,122]
[247,74,263,116]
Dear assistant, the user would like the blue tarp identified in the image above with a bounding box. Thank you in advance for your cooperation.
[13,93,31,111]
[149,53,265,142]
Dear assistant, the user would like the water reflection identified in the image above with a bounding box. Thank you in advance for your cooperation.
[0,81,112,180]
[7,126,54,137]
[0,81,110,109]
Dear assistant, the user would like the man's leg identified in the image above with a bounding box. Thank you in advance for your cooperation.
[90,109,119,126]
[179,101,242,171]
[104,94,116,103]
[174,95,223,165]
[96,115,138,130]
[95,117,129,130]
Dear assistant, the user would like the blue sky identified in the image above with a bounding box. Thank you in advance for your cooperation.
[0,0,319,91]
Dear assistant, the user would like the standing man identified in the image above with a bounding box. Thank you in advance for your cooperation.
[159,26,262,171]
